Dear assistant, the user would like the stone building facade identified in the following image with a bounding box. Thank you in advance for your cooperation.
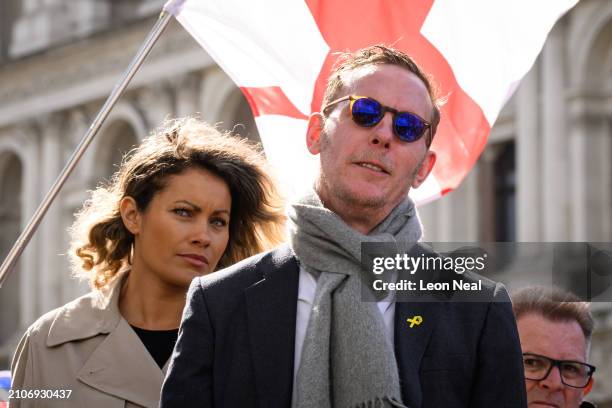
[0,0,610,405]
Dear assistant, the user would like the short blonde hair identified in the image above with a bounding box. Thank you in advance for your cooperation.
[322,45,442,146]
[70,117,286,289]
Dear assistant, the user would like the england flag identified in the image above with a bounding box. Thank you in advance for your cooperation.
[164,0,578,204]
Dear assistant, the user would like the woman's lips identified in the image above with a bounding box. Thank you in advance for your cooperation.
[179,254,209,268]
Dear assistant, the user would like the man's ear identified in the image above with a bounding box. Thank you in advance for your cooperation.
[583,377,594,396]
[119,196,142,235]
[306,113,324,155]
[411,150,437,189]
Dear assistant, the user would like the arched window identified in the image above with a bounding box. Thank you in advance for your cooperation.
[478,141,516,242]
[0,153,22,348]
[93,120,139,186]
[493,142,516,242]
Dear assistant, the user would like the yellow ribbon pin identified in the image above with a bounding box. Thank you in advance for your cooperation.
[406,316,423,328]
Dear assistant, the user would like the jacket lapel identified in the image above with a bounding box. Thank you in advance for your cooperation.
[46,273,164,407]
[77,318,164,408]
[244,246,299,408]
[394,300,441,408]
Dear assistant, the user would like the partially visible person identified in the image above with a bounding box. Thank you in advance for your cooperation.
[513,286,597,408]
[161,45,526,408]
[9,117,285,408]
[0,370,10,407]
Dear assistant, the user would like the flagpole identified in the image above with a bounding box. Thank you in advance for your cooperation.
[0,10,174,288]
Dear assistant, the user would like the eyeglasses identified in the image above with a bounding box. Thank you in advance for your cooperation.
[322,95,432,144]
[522,353,596,388]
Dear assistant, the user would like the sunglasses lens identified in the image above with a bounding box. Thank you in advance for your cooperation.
[351,97,383,127]
[394,112,426,142]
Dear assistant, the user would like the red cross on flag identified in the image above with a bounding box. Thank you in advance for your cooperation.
[164,0,578,204]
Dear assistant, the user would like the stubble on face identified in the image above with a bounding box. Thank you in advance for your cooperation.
[312,65,436,235]
[316,127,426,211]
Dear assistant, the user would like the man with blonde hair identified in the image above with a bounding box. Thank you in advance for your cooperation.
[162,45,526,408]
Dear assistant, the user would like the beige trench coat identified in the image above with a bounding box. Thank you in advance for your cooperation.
[10,275,168,408]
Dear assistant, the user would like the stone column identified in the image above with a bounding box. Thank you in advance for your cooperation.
[568,103,611,242]
[17,123,41,326]
[64,110,94,301]
[541,23,568,241]
[516,62,541,241]
[37,113,65,313]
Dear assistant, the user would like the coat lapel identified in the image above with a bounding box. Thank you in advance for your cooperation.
[394,300,441,408]
[77,318,165,408]
[244,246,299,408]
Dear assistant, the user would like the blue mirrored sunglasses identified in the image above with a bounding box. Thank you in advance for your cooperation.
[322,95,432,143]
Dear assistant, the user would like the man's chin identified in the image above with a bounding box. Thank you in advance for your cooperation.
[528,394,564,408]
[319,178,405,211]
[338,187,390,209]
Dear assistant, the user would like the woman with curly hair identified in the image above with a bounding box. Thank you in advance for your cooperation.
[10,117,285,408]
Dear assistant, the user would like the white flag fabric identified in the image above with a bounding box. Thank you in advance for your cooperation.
[164,0,578,204]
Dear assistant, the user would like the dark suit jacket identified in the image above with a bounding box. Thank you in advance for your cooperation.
[161,245,527,408]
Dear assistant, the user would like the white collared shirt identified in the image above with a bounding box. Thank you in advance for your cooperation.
[293,265,396,379]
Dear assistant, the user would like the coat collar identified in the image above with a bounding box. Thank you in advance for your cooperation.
[46,273,126,347]
[76,318,166,408]
[46,272,166,408]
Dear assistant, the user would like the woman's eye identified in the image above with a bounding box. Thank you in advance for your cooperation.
[173,208,192,217]
[211,218,228,227]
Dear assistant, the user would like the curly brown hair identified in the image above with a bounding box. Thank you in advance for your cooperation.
[70,117,286,289]
[322,44,442,147]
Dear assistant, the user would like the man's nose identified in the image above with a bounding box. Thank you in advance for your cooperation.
[539,366,565,391]
[369,112,394,148]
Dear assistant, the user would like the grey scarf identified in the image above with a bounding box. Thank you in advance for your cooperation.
[289,190,422,408]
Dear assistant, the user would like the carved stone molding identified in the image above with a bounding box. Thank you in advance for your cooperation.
[0,19,204,117]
